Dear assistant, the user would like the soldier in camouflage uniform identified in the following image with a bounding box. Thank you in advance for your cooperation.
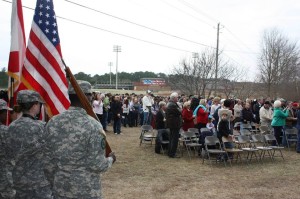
[0,99,15,198]
[7,90,53,199]
[45,80,116,199]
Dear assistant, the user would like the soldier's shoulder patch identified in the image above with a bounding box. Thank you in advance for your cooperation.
[101,138,106,150]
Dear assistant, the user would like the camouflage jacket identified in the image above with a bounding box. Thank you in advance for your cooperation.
[0,124,14,198]
[45,107,113,198]
[7,116,50,190]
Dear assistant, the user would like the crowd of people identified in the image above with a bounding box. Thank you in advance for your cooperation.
[89,90,300,158]
[1,85,300,198]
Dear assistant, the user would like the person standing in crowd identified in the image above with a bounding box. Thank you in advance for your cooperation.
[0,99,14,199]
[253,97,263,124]
[155,101,169,154]
[213,99,225,127]
[271,100,289,145]
[217,99,233,128]
[259,101,273,129]
[166,92,182,158]
[93,93,104,125]
[102,93,111,132]
[122,97,130,127]
[107,93,113,126]
[7,90,52,199]
[240,102,255,130]
[233,99,243,123]
[111,95,123,135]
[132,97,141,127]
[217,110,234,159]
[142,90,154,125]
[282,102,298,146]
[210,97,220,116]
[190,95,200,112]
[194,99,209,132]
[182,101,195,131]
[44,81,116,199]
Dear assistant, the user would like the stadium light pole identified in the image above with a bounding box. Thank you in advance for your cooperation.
[108,62,113,86]
[113,45,121,89]
[192,52,199,67]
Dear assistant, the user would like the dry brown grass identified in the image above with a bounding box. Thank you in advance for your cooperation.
[102,126,300,199]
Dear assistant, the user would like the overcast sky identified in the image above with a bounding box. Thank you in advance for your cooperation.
[1,0,300,81]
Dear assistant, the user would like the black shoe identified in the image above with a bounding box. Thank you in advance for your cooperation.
[169,155,180,158]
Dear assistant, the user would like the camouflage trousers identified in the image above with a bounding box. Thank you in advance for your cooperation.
[15,185,53,199]
[0,189,15,199]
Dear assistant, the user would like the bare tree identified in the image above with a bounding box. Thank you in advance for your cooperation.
[169,49,216,97]
[169,49,242,97]
[258,28,300,98]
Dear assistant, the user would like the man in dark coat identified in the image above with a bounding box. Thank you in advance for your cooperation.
[166,92,182,158]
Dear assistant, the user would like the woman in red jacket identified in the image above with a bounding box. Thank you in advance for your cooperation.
[182,101,195,131]
[195,99,209,130]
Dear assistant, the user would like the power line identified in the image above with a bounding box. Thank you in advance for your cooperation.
[224,27,258,54]
[177,0,218,24]
[1,0,193,53]
[63,0,215,49]
[160,0,214,28]
[1,0,257,64]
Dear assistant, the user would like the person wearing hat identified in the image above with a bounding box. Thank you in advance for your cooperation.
[0,99,15,199]
[7,90,53,199]
[142,90,154,125]
[44,80,116,199]
[259,101,273,129]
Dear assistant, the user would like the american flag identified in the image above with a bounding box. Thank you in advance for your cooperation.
[22,0,70,116]
[7,0,26,103]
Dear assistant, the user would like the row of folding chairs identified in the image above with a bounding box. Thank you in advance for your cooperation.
[202,134,285,167]
[179,128,213,160]
[238,124,298,151]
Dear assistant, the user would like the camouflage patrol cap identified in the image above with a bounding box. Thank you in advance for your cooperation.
[68,80,92,94]
[0,99,12,110]
[17,90,45,104]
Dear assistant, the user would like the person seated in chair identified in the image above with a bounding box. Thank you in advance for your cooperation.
[155,101,169,154]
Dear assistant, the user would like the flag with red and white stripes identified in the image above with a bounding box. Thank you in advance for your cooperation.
[22,0,70,116]
[7,0,26,101]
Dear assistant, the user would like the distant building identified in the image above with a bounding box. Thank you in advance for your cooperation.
[133,78,172,95]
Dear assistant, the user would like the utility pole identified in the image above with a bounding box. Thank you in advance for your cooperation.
[113,45,121,89]
[215,23,220,95]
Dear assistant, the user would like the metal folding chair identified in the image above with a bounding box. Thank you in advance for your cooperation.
[139,125,156,146]
[264,134,284,160]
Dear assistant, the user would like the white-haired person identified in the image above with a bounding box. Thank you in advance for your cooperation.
[210,97,220,116]
[271,100,289,146]
[182,101,194,131]
[165,92,182,158]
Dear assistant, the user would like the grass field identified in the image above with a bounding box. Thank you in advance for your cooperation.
[102,126,300,199]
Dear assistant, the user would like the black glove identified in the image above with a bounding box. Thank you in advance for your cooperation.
[109,152,116,163]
